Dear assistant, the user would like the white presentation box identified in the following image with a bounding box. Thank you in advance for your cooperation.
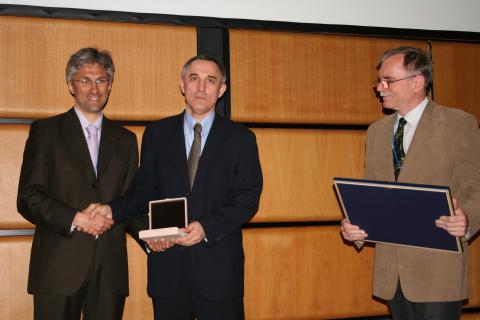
[139,197,188,241]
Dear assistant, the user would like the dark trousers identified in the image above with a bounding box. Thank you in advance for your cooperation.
[387,283,463,320]
[152,250,244,320]
[34,279,125,320]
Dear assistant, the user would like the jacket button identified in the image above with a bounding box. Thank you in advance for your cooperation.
[92,183,96,189]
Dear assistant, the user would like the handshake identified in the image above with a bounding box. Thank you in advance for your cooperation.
[73,203,113,237]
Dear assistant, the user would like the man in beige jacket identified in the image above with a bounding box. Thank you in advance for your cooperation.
[341,46,480,320]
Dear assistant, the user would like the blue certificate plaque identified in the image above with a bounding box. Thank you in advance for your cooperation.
[334,178,462,253]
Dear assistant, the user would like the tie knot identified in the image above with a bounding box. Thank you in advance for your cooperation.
[86,125,98,138]
[193,123,202,134]
[398,117,407,128]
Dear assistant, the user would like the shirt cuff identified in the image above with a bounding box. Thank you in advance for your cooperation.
[464,225,472,241]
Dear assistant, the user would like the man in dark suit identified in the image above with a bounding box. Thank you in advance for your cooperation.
[17,47,139,320]
[340,47,480,319]
[91,55,263,319]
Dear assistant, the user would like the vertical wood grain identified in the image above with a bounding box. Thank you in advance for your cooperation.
[230,30,426,124]
[253,128,365,222]
[0,16,196,120]
[431,42,480,121]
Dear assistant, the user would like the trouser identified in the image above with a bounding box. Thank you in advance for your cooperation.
[387,282,462,320]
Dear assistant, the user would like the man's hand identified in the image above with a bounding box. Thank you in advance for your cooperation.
[74,203,114,236]
[340,219,368,241]
[145,238,176,252]
[89,204,113,220]
[436,198,469,237]
[142,221,206,252]
[176,221,205,247]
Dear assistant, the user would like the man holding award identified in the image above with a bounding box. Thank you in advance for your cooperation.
[91,55,263,319]
[340,46,480,319]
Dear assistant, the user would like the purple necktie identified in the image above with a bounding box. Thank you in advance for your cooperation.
[86,125,99,175]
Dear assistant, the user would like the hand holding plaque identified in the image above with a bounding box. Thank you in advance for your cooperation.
[334,177,462,253]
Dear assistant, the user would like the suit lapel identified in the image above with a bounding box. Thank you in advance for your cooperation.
[61,108,96,178]
[378,115,397,181]
[167,113,190,191]
[96,117,115,180]
[193,114,227,190]
[399,101,435,181]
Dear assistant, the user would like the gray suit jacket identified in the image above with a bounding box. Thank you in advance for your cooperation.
[17,108,139,296]
[364,100,480,302]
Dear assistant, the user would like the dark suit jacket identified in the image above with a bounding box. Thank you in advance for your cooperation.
[110,111,263,300]
[364,101,480,302]
[17,108,139,296]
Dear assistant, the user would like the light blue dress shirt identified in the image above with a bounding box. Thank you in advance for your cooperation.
[183,110,215,158]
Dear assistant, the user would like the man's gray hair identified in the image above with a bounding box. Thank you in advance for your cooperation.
[66,47,115,82]
[181,55,227,83]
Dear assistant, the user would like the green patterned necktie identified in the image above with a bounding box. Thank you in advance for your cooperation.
[393,117,407,180]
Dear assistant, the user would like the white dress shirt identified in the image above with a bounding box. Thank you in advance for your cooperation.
[393,97,428,153]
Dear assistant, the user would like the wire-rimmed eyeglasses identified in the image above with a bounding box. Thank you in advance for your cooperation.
[71,78,110,88]
[374,74,418,89]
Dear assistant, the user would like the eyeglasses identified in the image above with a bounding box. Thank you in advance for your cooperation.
[71,78,110,88]
[374,74,418,89]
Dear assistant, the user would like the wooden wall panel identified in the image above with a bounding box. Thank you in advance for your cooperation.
[0,236,32,320]
[244,227,480,319]
[230,30,426,124]
[431,42,480,121]
[466,236,480,308]
[0,235,151,320]
[0,16,196,120]
[243,226,387,319]
[252,128,365,222]
[0,125,31,229]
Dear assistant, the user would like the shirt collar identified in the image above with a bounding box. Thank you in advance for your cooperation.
[183,110,215,134]
[397,97,428,127]
[74,107,103,130]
